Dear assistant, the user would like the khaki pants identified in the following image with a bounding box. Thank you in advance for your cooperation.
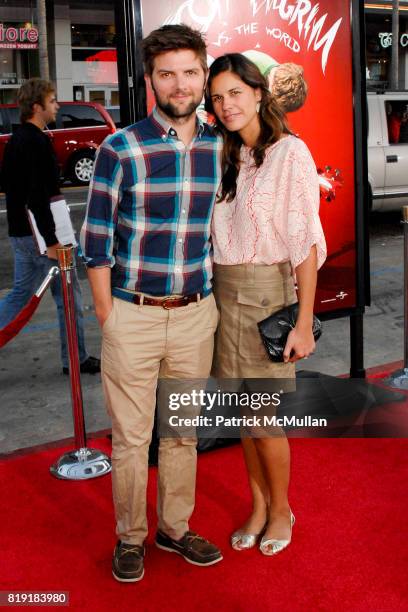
[102,293,218,545]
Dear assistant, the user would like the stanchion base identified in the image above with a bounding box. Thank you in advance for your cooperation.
[50,447,111,480]
[386,368,408,390]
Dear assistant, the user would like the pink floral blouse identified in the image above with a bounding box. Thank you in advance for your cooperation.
[212,135,327,269]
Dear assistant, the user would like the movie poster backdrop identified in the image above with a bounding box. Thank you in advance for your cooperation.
[140,0,361,315]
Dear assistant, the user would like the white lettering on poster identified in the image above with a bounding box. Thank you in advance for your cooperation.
[234,23,259,35]
[250,0,342,73]
[164,0,342,74]
[212,31,232,47]
[265,26,300,52]
[163,0,222,31]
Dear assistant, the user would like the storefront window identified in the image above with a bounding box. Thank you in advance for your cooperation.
[366,14,392,87]
[0,23,39,103]
[70,22,118,106]
[71,24,116,48]
[366,13,408,90]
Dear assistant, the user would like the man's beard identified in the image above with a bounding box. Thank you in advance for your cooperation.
[152,86,202,120]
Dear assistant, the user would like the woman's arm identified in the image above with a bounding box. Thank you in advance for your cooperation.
[283,245,317,363]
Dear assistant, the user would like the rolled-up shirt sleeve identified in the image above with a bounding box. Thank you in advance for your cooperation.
[80,137,123,268]
[276,140,327,271]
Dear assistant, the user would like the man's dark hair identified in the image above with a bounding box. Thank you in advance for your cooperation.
[141,24,207,75]
[17,78,56,122]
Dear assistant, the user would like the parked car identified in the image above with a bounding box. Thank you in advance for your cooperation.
[0,101,116,186]
[105,105,123,129]
[367,90,408,212]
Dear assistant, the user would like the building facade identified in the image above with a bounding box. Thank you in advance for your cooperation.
[0,0,117,104]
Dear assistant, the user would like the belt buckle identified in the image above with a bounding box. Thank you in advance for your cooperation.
[162,296,183,310]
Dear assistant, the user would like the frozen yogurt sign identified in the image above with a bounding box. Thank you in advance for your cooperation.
[163,0,343,74]
[379,32,408,49]
[0,23,39,49]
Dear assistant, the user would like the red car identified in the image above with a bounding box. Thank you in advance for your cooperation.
[0,101,116,186]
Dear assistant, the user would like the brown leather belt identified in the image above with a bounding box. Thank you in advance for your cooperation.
[112,287,204,310]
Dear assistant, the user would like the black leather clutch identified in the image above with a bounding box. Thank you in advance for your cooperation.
[257,303,322,362]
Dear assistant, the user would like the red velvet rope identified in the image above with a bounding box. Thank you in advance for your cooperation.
[0,295,42,348]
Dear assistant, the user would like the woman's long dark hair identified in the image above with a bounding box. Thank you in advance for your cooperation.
[205,53,289,202]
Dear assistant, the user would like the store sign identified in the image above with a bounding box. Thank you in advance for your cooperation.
[0,72,17,85]
[0,23,39,49]
[0,73,26,85]
[379,32,408,48]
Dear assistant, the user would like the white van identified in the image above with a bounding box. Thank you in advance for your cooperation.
[367,90,408,212]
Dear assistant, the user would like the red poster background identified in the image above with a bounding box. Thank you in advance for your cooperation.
[141,0,358,315]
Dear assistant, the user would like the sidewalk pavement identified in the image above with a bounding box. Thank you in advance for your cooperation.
[0,223,404,454]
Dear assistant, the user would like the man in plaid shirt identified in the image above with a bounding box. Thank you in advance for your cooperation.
[80,25,223,581]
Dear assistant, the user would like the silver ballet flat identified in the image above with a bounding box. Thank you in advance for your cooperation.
[231,531,259,551]
[259,511,295,556]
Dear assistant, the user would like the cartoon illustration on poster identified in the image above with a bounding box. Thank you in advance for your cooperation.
[141,0,357,315]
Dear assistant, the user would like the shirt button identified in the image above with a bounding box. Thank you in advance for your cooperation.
[175,267,181,272]
[182,209,186,213]
[178,238,182,243]
[261,298,269,306]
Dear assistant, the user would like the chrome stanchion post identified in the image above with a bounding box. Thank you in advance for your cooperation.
[36,266,60,297]
[388,206,408,389]
[58,247,85,448]
[50,246,111,479]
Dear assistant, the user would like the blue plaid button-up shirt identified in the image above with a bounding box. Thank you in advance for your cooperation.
[80,108,222,296]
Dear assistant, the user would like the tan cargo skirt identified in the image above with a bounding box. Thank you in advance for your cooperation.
[212,262,297,380]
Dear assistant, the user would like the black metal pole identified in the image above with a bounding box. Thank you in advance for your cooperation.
[114,0,146,126]
[403,206,408,370]
[349,0,370,378]
[350,311,365,378]
[386,206,408,389]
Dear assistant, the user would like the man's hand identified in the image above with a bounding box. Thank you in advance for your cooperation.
[87,267,113,329]
[95,302,113,329]
[46,242,63,260]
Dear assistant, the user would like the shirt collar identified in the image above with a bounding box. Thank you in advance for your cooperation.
[151,106,205,139]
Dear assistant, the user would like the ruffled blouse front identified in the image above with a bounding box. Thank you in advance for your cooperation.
[212,135,327,270]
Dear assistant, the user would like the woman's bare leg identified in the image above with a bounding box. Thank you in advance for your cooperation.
[254,435,293,542]
[234,437,269,534]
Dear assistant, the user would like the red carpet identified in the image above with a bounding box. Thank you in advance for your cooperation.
[0,438,407,611]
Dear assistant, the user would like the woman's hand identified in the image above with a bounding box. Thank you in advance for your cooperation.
[283,324,315,363]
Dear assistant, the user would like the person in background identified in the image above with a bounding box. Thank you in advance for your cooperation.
[0,78,100,375]
[387,103,405,144]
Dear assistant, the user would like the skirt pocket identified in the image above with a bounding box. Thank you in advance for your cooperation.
[237,281,296,359]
